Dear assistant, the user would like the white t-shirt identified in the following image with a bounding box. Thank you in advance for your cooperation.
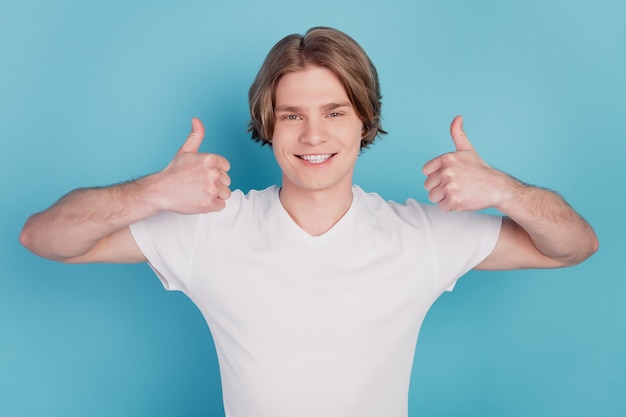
[130,185,502,417]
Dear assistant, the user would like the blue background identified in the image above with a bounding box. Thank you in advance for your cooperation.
[2,0,624,416]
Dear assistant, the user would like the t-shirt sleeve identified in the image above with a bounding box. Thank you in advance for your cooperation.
[422,204,502,291]
[391,200,502,292]
[129,211,201,292]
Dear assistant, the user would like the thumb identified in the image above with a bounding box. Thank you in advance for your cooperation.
[178,118,205,153]
[450,115,474,152]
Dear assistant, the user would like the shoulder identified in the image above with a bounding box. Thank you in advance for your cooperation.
[189,186,279,231]
[132,187,277,230]
[352,185,501,232]
[352,186,430,228]
[239,186,279,204]
[223,186,278,215]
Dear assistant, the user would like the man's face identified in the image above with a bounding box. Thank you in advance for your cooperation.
[271,65,364,196]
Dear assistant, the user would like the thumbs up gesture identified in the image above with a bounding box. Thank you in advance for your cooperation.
[422,116,509,212]
[153,118,232,214]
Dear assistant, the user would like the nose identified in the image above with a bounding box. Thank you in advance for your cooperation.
[299,118,326,145]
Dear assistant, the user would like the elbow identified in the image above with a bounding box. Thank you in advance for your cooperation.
[579,227,600,264]
[565,230,600,267]
[19,216,37,254]
[585,231,600,261]
[19,214,65,261]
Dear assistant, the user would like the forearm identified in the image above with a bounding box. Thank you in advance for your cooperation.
[424,116,598,269]
[495,174,599,265]
[21,119,231,263]
[20,175,160,261]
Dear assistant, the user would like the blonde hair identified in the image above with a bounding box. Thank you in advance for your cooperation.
[248,27,386,148]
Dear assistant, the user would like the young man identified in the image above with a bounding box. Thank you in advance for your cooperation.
[20,27,598,417]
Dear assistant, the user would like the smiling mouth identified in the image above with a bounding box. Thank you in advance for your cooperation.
[297,153,335,164]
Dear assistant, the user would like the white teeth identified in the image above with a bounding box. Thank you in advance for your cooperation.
[299,154,333,163]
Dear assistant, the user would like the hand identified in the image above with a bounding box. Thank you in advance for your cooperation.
[152,118,232,214]
[422,115,508,212]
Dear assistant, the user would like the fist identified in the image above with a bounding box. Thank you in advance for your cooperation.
[154,118,232,214]
[422,116,506,212]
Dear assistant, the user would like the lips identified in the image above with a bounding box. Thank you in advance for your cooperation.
[297,153,335,164]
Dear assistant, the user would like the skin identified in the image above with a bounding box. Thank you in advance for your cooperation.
[422,115,598,269]
[271,66,365,236]
[20,64,598,269]
[19,118,231,263]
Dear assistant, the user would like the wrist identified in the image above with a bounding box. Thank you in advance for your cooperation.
[129,173,166,215]
[492,173,531,214]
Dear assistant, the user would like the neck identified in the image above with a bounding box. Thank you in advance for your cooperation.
[279,184,354,236]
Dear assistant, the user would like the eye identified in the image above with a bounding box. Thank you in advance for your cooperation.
[328,112,342,118]
[285,114,300,120]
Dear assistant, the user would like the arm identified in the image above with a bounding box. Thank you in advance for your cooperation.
[422,116,599,270]
[20,118,232,263]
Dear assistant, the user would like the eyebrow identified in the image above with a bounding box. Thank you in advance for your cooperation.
[274,101,353,113]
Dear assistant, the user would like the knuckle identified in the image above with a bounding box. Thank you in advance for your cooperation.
[203,153,219,167]
[206,169,219,181]
[441,153,457,164]
[446,181,460,193]
[441,167,460,182]
[206,183,219,196]
[204,153,229,171]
